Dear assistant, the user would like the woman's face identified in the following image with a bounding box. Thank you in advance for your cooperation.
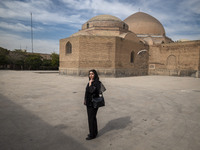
[89,71,95,80]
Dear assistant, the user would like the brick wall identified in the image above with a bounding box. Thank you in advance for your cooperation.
[79,36,115,68]
[59,34,149,77]
[59,36,80,68]
[115,37,149,76]
[149,41,200,77]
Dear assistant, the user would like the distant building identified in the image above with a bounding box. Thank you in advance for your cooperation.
[26,52,52,60]
[59,12,200,78]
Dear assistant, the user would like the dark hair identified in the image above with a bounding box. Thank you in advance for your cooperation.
[88,69,99,81]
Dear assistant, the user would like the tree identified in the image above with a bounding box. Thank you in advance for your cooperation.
[40,59,52,70]
[25,54,42,70]
[42,59,52,66]
[0,46,59,70]
[9,49,26,69]
[0,47,10,69]
[51,52,59,69]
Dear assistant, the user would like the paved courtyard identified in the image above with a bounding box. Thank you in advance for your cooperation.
[0,70,200,150]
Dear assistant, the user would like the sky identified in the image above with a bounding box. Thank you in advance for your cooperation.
[0,0,200,54]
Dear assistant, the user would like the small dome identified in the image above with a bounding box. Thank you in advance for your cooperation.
[82,14,128,31]
[119,32,140,43]
[124,12,165,36]
[88,14,122,22]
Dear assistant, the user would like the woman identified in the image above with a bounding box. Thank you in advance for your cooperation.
[84,69,101,140]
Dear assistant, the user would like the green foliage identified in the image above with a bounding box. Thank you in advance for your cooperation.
[9,49,26,69]
[40,59,52,70]
[0,54,7,65]
[42,59,52,66]
[0,47,10,67]
[25,54,42,70]
[0,47,9,55]
[51,52,59,69]
[0,47,59,70]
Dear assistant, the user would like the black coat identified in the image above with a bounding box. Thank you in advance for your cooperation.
[85,80,101,107]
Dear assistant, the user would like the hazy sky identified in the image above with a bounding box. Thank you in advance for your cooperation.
[0,0,200,54]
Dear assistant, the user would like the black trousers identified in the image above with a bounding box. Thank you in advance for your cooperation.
[87,106,98,138]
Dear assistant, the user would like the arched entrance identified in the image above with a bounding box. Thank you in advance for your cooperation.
[166,55,177,70]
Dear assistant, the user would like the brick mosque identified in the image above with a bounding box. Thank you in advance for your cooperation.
[59,12,200,78]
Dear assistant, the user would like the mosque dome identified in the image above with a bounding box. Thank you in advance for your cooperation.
[82,14,128,30]
[88,14,122,22]
[124,12,165,36]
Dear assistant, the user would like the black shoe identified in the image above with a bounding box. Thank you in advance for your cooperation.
[88,132,98,137]
[86,136,95,140]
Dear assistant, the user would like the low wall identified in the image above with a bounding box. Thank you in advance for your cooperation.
[149,68,200,78]
[59,68,148,77]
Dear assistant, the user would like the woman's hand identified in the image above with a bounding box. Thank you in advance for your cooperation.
[89,79,93,86]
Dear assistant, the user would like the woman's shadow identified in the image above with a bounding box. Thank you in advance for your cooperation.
[98,116,132,136]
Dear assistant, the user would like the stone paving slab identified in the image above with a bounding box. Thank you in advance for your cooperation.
[0,70,200,150]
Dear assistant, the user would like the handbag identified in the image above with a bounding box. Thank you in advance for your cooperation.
[92,93,105,108]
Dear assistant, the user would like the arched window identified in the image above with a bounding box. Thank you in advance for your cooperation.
[87,23,89,29]
[123,23,126,29]
[130,51,135,63]
[66,42,72,54]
